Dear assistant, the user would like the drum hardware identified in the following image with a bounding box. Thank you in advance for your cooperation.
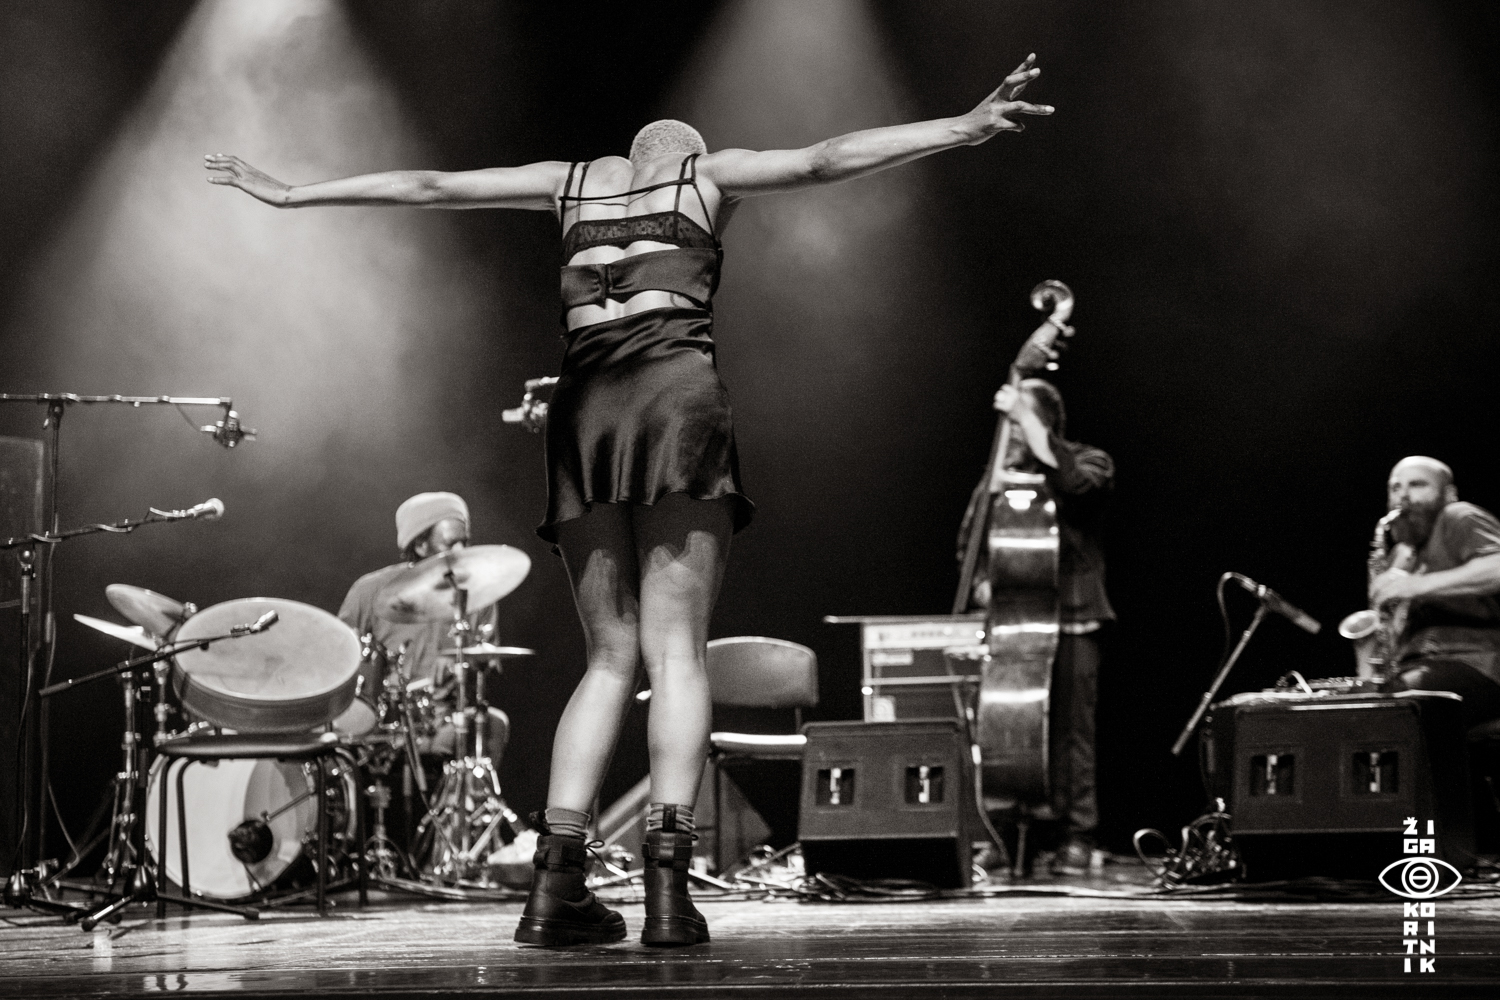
[0,392,241,916]
[35,620,276,929]
[383,562,531,890]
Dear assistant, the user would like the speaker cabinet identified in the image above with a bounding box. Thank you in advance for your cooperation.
[1201,690,1474,877]
[798,720,973,888]
[0,436,44,878]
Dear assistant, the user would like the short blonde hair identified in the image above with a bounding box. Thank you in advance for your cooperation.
[629,120,707,167]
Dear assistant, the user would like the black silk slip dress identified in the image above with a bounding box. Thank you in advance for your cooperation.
[537,154,754,544]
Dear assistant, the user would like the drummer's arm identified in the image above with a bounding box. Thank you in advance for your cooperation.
[336,587,367,634]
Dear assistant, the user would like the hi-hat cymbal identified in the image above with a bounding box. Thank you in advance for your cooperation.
[105,584,190,637]
[376,545,532,624]
[459,643,536,658]
[73,614,158,651]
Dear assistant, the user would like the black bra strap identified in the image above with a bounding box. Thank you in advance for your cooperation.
[559,175,693,203]
[686,154,714,237]
[560,161,578,221]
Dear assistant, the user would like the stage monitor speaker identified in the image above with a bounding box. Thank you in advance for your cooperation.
[1201,690,1474,878]
[0,436,44,879]
[798,719,973,889]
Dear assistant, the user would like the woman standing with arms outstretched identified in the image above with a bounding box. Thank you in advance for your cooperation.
[208,55,1051,947]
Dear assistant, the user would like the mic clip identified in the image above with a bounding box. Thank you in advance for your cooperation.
[200,408,257,448]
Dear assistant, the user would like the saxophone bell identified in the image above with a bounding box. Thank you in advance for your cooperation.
[1337,608,1379,641]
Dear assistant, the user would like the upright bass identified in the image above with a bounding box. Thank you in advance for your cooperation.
[954,281,1075,804]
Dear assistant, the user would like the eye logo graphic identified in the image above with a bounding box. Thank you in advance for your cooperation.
[1378,857,1463,899]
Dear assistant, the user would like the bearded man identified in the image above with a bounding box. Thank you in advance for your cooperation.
[1370,456,1500,725]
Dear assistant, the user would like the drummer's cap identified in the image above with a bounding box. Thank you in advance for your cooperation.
[396,492,470,551]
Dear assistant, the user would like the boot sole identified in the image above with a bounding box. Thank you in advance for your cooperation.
[641,916,710,947]
[515,915,627,947]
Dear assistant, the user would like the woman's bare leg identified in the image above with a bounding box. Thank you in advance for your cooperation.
[549,504,642,812]
[632,494,733,806]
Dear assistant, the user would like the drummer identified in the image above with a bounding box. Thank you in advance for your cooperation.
[338,491,510,762]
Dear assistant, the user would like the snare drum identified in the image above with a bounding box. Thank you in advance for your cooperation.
[144,755,356,901]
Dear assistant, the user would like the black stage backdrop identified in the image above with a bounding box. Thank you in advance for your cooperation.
[1,0,1497,861]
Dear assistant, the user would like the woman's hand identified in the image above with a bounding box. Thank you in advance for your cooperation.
[205,154,292,206]
[965,54,1055,141]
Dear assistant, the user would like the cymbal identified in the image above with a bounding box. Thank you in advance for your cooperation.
[73,613,158,651]
[459,643,536,658]
[376,545,532,624]
[105,584,190,637]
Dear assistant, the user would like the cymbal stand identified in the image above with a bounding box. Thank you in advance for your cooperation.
[412,575,520,886]
[38,632,274,927]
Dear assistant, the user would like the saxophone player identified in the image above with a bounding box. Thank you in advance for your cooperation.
[1370,456,1500,726]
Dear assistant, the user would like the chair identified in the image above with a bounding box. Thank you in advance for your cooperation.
[705,636,819,871]
[594,637,819,877]
[153,732,366,919]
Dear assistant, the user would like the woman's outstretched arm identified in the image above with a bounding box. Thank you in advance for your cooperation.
[700,54,1052,198]
[205,155,572,211]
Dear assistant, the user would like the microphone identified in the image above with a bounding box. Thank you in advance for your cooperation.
[200,409,257,448]
[1232,574,1322,635]
[231,610,278,636]
[152,498,225,522]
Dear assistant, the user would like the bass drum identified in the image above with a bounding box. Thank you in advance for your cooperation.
[174,598,362,733]
[144,755,355,901]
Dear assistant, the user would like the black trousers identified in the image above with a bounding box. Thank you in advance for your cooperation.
[1048,633,1100,837]
[1394,659,1500,728]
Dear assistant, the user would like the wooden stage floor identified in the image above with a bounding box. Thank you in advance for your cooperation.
[2,872,1498,999]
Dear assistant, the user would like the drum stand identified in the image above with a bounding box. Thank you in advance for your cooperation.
[54,653,253,927]
[410,578,522,888]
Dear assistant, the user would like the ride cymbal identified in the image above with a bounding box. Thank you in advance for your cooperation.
[375,545,531,624]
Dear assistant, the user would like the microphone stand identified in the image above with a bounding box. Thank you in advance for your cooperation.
[0,392,239,912]
[1171,601,1270,758]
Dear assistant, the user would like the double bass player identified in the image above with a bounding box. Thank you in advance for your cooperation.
[957,376,1115,874]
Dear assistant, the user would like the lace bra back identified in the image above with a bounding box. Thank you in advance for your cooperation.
[559,155,718,262]
[558,155,722,318]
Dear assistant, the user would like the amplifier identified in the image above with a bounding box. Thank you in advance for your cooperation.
[1201,690,1474,876]
[798,719,974,888]
[824,615,987,722]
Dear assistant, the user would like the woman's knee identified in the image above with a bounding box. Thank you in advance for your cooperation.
[584,636,640,681]
[642,646,707,689]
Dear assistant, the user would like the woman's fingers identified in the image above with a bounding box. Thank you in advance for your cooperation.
[1012,101,1054,116]
[1002,67,1040,101]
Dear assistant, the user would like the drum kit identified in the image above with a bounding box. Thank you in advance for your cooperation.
[63,544,538,921]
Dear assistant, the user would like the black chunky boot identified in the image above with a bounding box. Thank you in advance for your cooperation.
[641,829,710,946]
[513,833,625,946]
